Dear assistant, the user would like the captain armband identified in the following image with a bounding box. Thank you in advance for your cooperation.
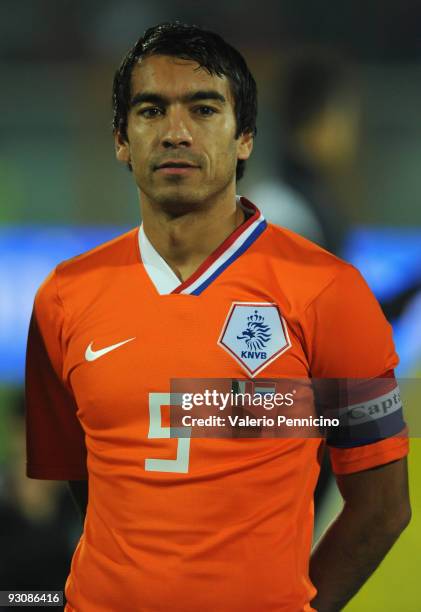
[314,373,406,448]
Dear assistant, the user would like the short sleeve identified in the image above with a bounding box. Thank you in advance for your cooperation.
[25,269,88,480]
[305,263,409,474]
[306,264,398,378]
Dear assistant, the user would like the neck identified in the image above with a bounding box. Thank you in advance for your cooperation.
[140,186,245,282]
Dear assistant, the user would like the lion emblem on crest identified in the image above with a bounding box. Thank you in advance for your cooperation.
[236,310,272,351]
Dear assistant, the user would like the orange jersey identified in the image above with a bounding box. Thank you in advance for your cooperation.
[26,199,408,612]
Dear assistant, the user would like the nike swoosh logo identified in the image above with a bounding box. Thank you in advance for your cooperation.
[85,337,136,362]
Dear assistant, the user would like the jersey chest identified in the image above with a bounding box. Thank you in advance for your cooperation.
[65,273,309,433]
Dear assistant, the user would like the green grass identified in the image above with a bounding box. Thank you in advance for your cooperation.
[344,439,421,611]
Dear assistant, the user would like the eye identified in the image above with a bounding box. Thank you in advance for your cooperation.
[138,107,163,118]
[194,106,217,116]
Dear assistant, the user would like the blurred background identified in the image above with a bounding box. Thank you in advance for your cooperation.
[1,0,420,609]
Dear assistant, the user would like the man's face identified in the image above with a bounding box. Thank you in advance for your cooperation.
[115,54,253,213]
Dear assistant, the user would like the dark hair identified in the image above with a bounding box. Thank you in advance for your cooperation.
[283,49,356,136]
[112,21,257,181]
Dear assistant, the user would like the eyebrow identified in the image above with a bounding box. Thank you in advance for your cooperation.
[130,90,227,108]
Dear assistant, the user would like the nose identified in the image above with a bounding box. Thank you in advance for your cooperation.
[161,107,193,149]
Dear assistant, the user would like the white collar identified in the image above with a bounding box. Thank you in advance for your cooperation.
[139,224,181,294]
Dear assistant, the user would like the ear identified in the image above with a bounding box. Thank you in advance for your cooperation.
[237,131,254,161]
[114,130,131,164]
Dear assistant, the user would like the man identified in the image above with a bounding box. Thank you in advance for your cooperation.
[26,22,410,612]
[250,49,359,255]
[280,48,360,255]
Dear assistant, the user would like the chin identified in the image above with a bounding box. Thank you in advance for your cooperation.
[152,187,211,215]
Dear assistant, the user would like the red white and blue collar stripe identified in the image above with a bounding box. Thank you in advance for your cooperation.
[139,197,267,296]
[174,198,266,295]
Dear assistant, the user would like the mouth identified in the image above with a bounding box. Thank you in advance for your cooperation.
[155,161,200,175]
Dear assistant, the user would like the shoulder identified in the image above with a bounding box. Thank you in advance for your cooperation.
[35,227,139,311]
[55,227,139,278]
[264,227,396,376]
[260,222,362,310]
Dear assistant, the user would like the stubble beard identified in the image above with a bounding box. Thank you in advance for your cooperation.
[140,169,236,218]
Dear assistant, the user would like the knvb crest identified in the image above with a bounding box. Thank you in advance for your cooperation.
[237,311,272,355]
[218,302,291,376]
